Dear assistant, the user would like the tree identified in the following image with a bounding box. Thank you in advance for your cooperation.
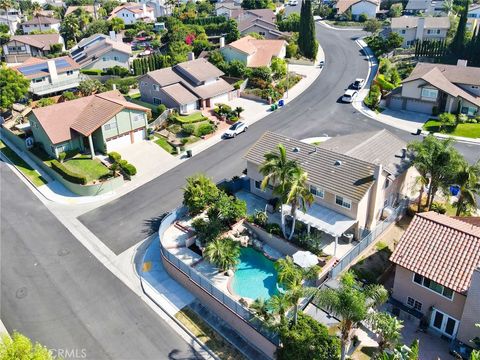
[78,79,104,96]
[234,106,244,118]
[101,0,120,14]
[363,18,382,34]
[183,174,220,214]
[389,3,403,17]
[225,19,240,43]
[369,312,404,353]
[109,17,124,32]
[60,14,81,45]
[298,0,317,60]
[207,192,246,226]
[271,57,287,80]
[386,32,403,49]
[167,41,193,64]
[277,13,300,32]
[0,0,12,34]
[442,0,454,14]
[315,272,388,360]
[228,59,248,78]
[267,293,290,324]
[83,19,109,37]
[0,65,30,112]
[277,312,340,360]
[204,237,240,271]
[0,331,55,360]
[438,112,456,132]
[453,161,480,216]
[450,0,469,55]
[250,297,274,324]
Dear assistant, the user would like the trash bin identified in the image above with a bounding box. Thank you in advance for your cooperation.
[186,149,192,158]
[278,99,284,107]
[274,104,278,110]
[270,104,276,111]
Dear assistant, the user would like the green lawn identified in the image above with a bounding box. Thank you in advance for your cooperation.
[126,97,160,117]
[62,155,110,183]
[174,112,207,124]
[423,119,480,139]
[0,141,47,187]
[154,136,176,154]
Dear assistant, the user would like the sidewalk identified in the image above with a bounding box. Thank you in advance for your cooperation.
[0,319,8,337]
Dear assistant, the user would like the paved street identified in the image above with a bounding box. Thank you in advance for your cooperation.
[79,23,479,254]
[0,164,200,360]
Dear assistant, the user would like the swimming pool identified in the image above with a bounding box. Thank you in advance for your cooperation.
[232,247,281,300]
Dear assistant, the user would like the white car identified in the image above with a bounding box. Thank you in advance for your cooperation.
[289,0,298,5]
[224,121,247,138]
[342,89,358,103]
[351,78,365,90]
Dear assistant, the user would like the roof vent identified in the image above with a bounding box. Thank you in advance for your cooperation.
[292,147,300,153]
[334,160,342,166]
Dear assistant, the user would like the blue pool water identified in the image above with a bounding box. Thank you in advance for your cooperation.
[232,247,280,300]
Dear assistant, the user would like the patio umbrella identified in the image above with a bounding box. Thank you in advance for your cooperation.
[292,250,318,269]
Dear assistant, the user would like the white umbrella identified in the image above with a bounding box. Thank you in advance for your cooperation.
[292,250,318,269]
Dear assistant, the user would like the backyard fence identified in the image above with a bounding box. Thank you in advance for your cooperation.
[329,199,409,279]
[148,108,173,130]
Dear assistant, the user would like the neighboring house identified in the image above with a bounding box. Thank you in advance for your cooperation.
[21,16,60,34]
[0,8,22,34]
[2,33,65,63]
[244,130,415,240]
[230,9,285,39]
[335,0,380,19]
[405,0,446,15]
[390,212,480,347]
[390,16,450,47]
[467,3,480,31]
[221,35,286,67]
[139,57,234,114]
[64,5,99,17]
[215,2,241,17]
[13,56,82,98]
[70,32,132,71]
[138,0,169,18]
[28,90,150,158]
[388,60,480,116]
[108,3,155,25]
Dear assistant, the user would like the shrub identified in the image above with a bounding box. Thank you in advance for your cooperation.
[432,106,439,116]
[182,124,195,135]
[51,160,87,185]
[80,69,104,75]
[118,159,128,167]
[58,152,66,163]
[358,13,368,22]
[108,152,122,162]
[264,222,282,236]
[364,84,381,110]
[251,66,272,82]
[196,123,215,137]
[183,174,220,214]
[233,80,244,90]
[457,113,468,124]
[252,210,268,227]
[121,163,137,176]
[104,66,130,77]
[430,202,447,214]
[36,98,56,107]
[62,91,77,101]
[157,104,167,114]
[286,42,298,58]
[438,112,456,131]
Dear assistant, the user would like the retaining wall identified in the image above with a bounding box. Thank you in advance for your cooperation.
[244,221,302,256]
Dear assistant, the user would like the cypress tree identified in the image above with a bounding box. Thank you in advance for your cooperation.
[450,0,469,56]
[298,0,316,60]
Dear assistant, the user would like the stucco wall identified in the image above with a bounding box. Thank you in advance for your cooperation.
[457,268,480,344]
[351,1,377,17]
[83,49,130,71]
[221,46,249,64]
[101,109,148,140]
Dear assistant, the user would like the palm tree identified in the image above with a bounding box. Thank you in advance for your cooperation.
[284,276,317,325]
[268,293,290,324]
[204,237,240,272]
[315,272,388,360]
[285,167,314,240]
[234,106,244,118]
[453,160,480,216]
[275,256,302,285]
[414,173,429,212]
[250,298,273,325]
[109,17,125,32]
[31,2,42,17]
[0,0,12,34]
[369,312,403,353]
[60,14,80,45]
[442,0,454,15]
[74,8,92,32]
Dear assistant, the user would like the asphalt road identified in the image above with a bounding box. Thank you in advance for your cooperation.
[0,164,200,360]
[80,24,479,254]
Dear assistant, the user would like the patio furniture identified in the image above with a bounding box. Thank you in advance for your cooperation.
[342,233,354,244]
[292,250,319,268]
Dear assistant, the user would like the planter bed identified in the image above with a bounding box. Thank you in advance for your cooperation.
[423,119,480,139]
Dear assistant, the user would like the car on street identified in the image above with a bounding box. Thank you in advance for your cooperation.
[351,78,365,90]
[342,89,358,103]
[224,121,247,138]
[288,0,298,5]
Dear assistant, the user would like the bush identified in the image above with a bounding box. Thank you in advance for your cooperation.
[80,69,104,75]
[51,160,87,185]
[430,202,447,214]
[364,84,381,110]
[286,42,298,58]
[121,163,137,176]
[457,113,468,124]
[182,124,195,135]
[36,98,55,107]
[196,122,215,137]
[104,66,130,77]
[252,210,268,227]
[264,222,282,236]
[438,112,456,131]
[358,13,368,22]
[157,104,167,114]
[108,152,122,162]
[432,106,439,116]
[62,91,77,101]
[183,174,220,214]
[58,152,66,163]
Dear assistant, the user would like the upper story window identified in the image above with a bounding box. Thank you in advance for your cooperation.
[335,195,352,209]
[421,88,438,99]
[153,84,160,91]
[401,29,406,34]
[103,121,117,131]
[133,114,144,122]
[413,273,454,300]
[32,77,44,83]
[385,178,390,188]
[310,185,324,198]
[436,29,441,34]
[66,70,73,75]
[113,56,119,61]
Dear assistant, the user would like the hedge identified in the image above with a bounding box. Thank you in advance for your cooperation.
[121,163,137,176]
[80,69,104,75]
[108,152,122,162]
[51,159,87,185]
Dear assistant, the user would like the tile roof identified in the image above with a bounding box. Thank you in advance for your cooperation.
[65,5,96,16]
[30,91,149,144]
[13,56,80,79]
[226,36,286,67]
[405,0,429,10]
[390,16,450,29]
[335,0,379,14]
[317,129,410,176]
[71,37,131,67]
[404,61,480,86]
[161,83,199,105]
[390,212,480,294]
[175,58,224,83]
[10,34,62,50]
[22,15,60,25]
[244,131,376,201]
[109,2,153,18]
[144,67,184,87]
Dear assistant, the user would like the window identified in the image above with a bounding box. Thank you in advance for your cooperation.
[385,178,390,188]
[436,29,440,34]
[406,297,422,311]
[412,273,454,300]
[427,29,432,34]
[335,195,351,209]
[153,84,160,91]
[103,121,117,131]
[421,88,438,99]
[461,106,477,116]
[114,56,119,61]
[254,180,262,190]
[102,56,109,61]
[133,114,144,122]
[153,98,162,104]
[401,29,406,34]
[66,70,73,75]
[310,185,324,198]
[259,31,266,36]
[32,77,44,83]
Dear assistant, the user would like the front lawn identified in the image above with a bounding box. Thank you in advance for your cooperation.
[174,112,208,124]
[0,141,47,187]
[423,119,480,139]
[62,155,110,183]
[154,136,176,154]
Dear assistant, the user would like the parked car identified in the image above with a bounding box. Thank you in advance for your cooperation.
[342,89,358,103]
[289,0,299,5]
[351,78,365,90]
[224,122,247,138]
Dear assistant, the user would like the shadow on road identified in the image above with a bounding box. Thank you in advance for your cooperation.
[143,214,167,237]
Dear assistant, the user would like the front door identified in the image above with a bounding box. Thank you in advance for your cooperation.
[430,309,459,338]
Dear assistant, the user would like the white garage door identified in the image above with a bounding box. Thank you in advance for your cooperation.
[106,132,131,151]
[133,128,145,143]
[210,93,230,107]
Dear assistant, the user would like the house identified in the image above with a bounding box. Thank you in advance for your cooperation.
[221,35,286,67]
[2,33,65,63]
[387,60,480,116]
[20,16,60,34]
[28,90,150,158]
[389,212,480,347]
[139,57,234,114]
[390,16,450,47]
[13,56,82,98]
[0,8,22,34]
[108,3,155,25]
[334,0,380,20]
[64,5,100,17]
[138,0,169,18]
[467,3,480,31]
[244,130,415,243]
[404,0,446,16]
[232,9,286,39]
[70,32,132,71]
[215,2,241,17]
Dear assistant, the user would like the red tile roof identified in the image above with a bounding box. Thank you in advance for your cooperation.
[390,212,480,294]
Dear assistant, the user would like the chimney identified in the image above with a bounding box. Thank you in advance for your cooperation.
[112,84,117,91]
[416,17,425,41]
[109,30,116,41]
[187,51,195,61]
[457,59,468,67]
[219,36,225,48]
[47,60,58,82]
[142,3,147,14]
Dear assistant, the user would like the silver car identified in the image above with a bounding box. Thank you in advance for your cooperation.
[342,89,358,103]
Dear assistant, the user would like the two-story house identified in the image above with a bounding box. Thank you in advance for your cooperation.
[228,8,286,39]
[13,56,82,98]
[467,3,480,31]
[221,35,286,67]
[108,3,155,25]
[138,0,169,18]
[404,0,447,16]
[335,0,380,20]
[29,90,150,158]
[3,33,64,63]
[387,60,480,116]
[21,15,60,34]
[69,32,132,71]
[64,5,99,17]
[0,7,22,34]
[215,2,241,17]
[390,16,450,47]
[139,57,234,114]
[244,130,415,249]
[390,212,480,350]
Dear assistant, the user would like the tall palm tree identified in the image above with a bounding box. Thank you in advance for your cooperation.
[0,0,12,34]
[275,256,302,285]
[285,167,314,240]
[453,160,480,216]
[31,1,42,17]
[250,298,273,325]
[60,14,80,45]
[414,173,429,212]
[204,237,240,272]
[109,17,125,33]
[442,0,454,14]
[268,293,290,324]
[315,272,388,360]
[369,312,403,353]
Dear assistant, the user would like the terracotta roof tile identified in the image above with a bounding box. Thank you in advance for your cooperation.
[10,34,62,50]
[391,16,450,29]
[226,36,286,67]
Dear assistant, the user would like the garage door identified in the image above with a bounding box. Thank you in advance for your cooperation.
[133,128,145,143]
[388,96,404,111]
[106,132,131,151]
[210,93,230,107]
[405,99,434,114]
